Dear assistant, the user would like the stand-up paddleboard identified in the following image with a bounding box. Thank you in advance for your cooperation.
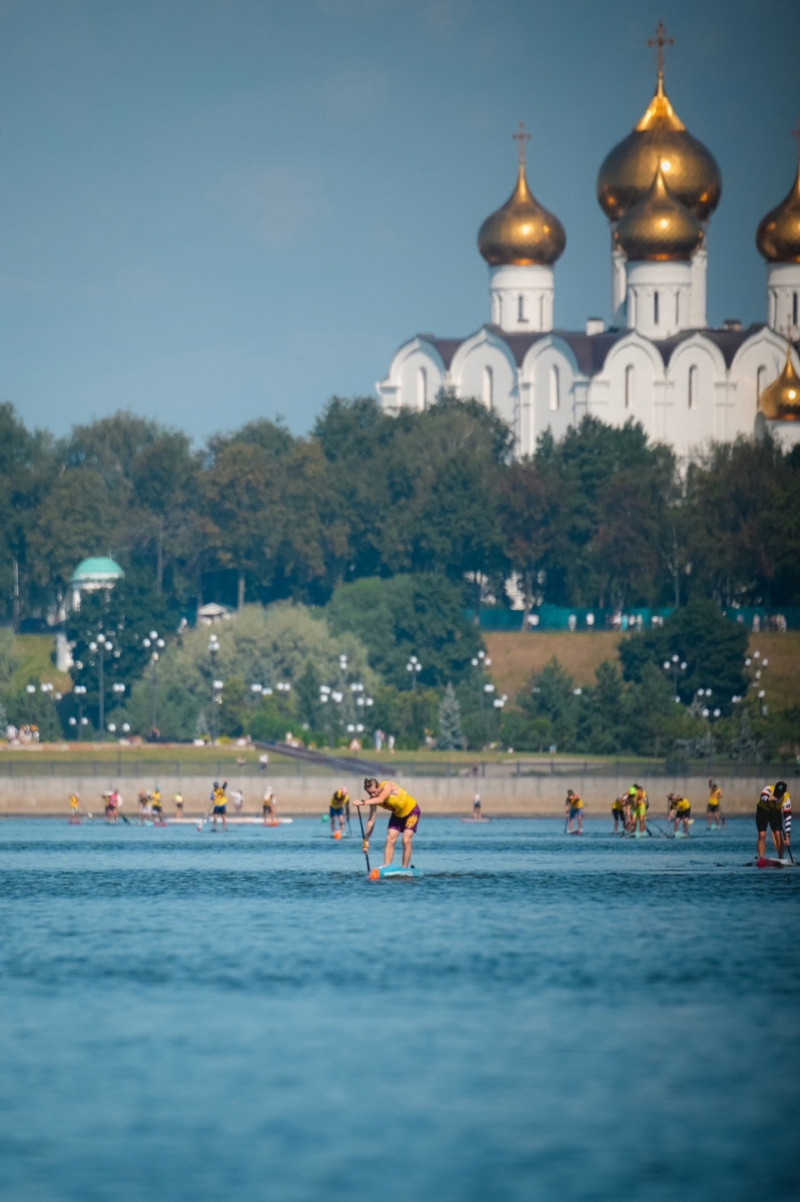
[567,829,583,836]
[461,817,491,824]
[368,865,424,880]
[261,818,293,826]
[68,817,82,825]
[754,856,795,869]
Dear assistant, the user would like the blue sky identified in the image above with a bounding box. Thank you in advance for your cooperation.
[0,0,796,444]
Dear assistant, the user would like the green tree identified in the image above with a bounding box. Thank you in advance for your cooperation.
[437,683,466,750]
[327,574,481,689]
[619,598,748,715]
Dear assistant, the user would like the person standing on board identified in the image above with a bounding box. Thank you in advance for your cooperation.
[611,793,626,833]
[356,777,421,869]
[756,781,791,861]
[473,790,482,820]
[211,780,228,831]
[668,793,692,836]
[707,779,724,828]
[329,787,348,837]
[174,791,184,819]
[151,786,164,823]
[565,789,584,834]
[632,784,648,836]
[262,787,277,825]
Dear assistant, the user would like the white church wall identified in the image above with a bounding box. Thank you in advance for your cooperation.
[589,335,662,441]
[729,329,788,437]
[450,331,518,431]
[665,336,726,452]
[519,337,580,449]
[377,339,446,412]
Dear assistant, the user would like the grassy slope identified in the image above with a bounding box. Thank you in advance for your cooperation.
[485,630,800,712]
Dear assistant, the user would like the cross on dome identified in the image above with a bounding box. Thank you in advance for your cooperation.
[512,121,531,167]
[647,19,674,78]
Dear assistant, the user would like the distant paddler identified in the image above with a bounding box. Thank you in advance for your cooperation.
[756,781,791,862]
[211,780,228,831]
[707,779,724,828]
[565,789,583,834]
[329,787,349,839]
[611,794,626,833]
[631,784,648,836]
[68,792,82,824]
[668,792,692,836]
[355,777,421,870]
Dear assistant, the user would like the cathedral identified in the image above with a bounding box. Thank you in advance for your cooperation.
[377,25,800,458]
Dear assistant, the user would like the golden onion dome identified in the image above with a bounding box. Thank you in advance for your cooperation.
[478,140,566,268]
[759,344,800,421]
[615,164,703,261]
[597,72,722,222]
[756,158,800,263]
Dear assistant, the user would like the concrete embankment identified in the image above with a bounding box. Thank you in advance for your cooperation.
[0,772,770,817]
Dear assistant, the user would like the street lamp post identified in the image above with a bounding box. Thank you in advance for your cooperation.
[143,630,165,735]
[89,633,115,739]
[662,654,687,702]
[406,655,422,691]
[73,684,86,739]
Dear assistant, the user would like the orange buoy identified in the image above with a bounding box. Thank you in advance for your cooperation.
[369,867,380,880]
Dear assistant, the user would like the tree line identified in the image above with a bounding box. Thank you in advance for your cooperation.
[3,394,800,627]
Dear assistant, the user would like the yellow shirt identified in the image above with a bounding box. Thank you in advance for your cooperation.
[377,781,417,819]
[569,795,584,810]
[708,787,722,806]
[331,790,348,809]
[675,797,691,814]
[69,795,80,810]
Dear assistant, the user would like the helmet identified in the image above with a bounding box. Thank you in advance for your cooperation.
[213,781,219,789]
[628,787,637,796]
[775,781,788,798]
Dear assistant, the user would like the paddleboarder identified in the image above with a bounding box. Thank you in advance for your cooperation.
[211,780,228,831]
[473,790,482,820]
[355,777,421,869]
[668,792,692,836]
[565,789,583,834]
[262,787,277,825]
[707,779,724,828]
[611,794,626,833]
[756,781,791,862]
[329,787,348,837]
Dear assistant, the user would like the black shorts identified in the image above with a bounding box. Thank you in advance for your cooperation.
[756,806,782,833]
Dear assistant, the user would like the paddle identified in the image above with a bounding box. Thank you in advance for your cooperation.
[356,803,371,874]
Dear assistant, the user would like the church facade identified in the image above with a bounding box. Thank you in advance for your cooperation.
[377,27,800,458]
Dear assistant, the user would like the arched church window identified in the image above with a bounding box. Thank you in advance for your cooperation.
[688,365,697,410]
[675,292,680,327]
[794,292,798,328]
[769,291,777,328]
[624,364,634,410]
[757,365,767,409]
[417,367,428,410]
[517,295,525,323]
[653,291,660,326]
[549,365,560,412]
[539,294,544,327]
[483,366,494,408]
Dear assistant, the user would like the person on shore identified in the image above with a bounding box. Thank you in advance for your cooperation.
[611,794,626,833]
[329,787,348,838]
[355,777,421,869]
[262,787,277,825]
[174,792,184,819]
[707,779,724,828]
[565,789,584,834]
[756,781,791,862]
[668,792,692,836]
[211,780,228,831]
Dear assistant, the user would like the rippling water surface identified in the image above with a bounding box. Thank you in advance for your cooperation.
[1,816,797,1201]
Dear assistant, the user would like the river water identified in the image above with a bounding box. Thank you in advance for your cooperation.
[0,816,797,1201]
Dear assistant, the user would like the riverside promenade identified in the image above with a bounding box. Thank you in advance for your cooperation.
[0,765,774,817]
